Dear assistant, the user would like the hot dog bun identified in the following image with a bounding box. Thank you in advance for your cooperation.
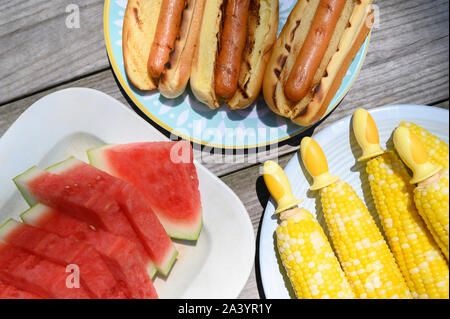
[158,0,206,98]
[190,0,279,110]
[122,0,162,90]
[263,0,373,126]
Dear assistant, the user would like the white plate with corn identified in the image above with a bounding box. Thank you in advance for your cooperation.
[259,104,449,299]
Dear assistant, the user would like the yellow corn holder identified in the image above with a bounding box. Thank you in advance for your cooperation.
[299,137,339,191]
[263,161,303,214]
[393,126,442,184]
[352,108,385,161]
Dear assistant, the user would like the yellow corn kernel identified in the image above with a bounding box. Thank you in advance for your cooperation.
[399,121,449,169]
[414,169,450,260]
[276,208,355,299]
[366,151,449,298]
[320,180,412,299]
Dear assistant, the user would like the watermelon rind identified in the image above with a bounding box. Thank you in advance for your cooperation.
[45,156,80,174]
[87,145,203,241]
[86,145,116,174]
[160,245,178,277]
[13,166,46,207]
[161,217,203,241]
[20,204,52,227]
[0,219,20,241]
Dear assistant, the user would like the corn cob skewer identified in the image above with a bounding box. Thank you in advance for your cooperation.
[399,121,449,169]
[300,137,412,299]
[263,160,355,299]
[352,109,449,299]
[394,126,450,261]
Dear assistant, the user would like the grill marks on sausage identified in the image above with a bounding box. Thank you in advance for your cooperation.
[290,20,302,42]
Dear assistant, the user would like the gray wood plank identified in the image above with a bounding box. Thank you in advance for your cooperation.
[223,155,293,298]
[0,0,106,104]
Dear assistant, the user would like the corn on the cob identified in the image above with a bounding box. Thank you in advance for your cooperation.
[367,153,449,298]
[276,208,355,299]
[399,121,449,169]
[414,169,449,260]
[353,108,449,299]
[394,127,450,261]
[263,160,355,299]
[301,137,412,299]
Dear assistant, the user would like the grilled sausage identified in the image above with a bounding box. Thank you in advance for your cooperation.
[284,0,346,102]
[214,0,251,99]
[147,0,186,79]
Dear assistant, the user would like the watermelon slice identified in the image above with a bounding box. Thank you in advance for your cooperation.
[45,157,177,275]
[0,280,43,299]
[21,204,158,299]
[0,219,128,299]
[0,242,91,299]
[13,165,158,276]
[88,141,202,240]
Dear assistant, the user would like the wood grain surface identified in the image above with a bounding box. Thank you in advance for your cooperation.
[0,0,449,299]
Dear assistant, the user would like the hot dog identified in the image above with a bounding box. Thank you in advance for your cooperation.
[214,0,251,99]
[284,0,347,102]
[147,0,186,80]
[123,0,206,98]
[190,0,279,110]
[263,0,374,126]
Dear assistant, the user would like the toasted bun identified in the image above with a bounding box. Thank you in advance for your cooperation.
[189,0,223,109]
[191,0,279,110]
[158,0,207,98]
[263,0,373,126]
[226,0,279,110]
[122,0,162,91]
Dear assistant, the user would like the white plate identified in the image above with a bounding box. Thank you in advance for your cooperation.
[0,88,255,299]
[258,104,449,299]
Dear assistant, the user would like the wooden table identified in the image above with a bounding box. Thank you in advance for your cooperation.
[0,0,448,299]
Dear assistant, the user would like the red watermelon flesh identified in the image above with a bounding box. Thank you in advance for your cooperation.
[14,166,157,277]
[0,243,91,299]
[88,141,202,240]
[0,280,43,299]
[21,204,158,299]
[0,219,128,299]
[46,157,177,275]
